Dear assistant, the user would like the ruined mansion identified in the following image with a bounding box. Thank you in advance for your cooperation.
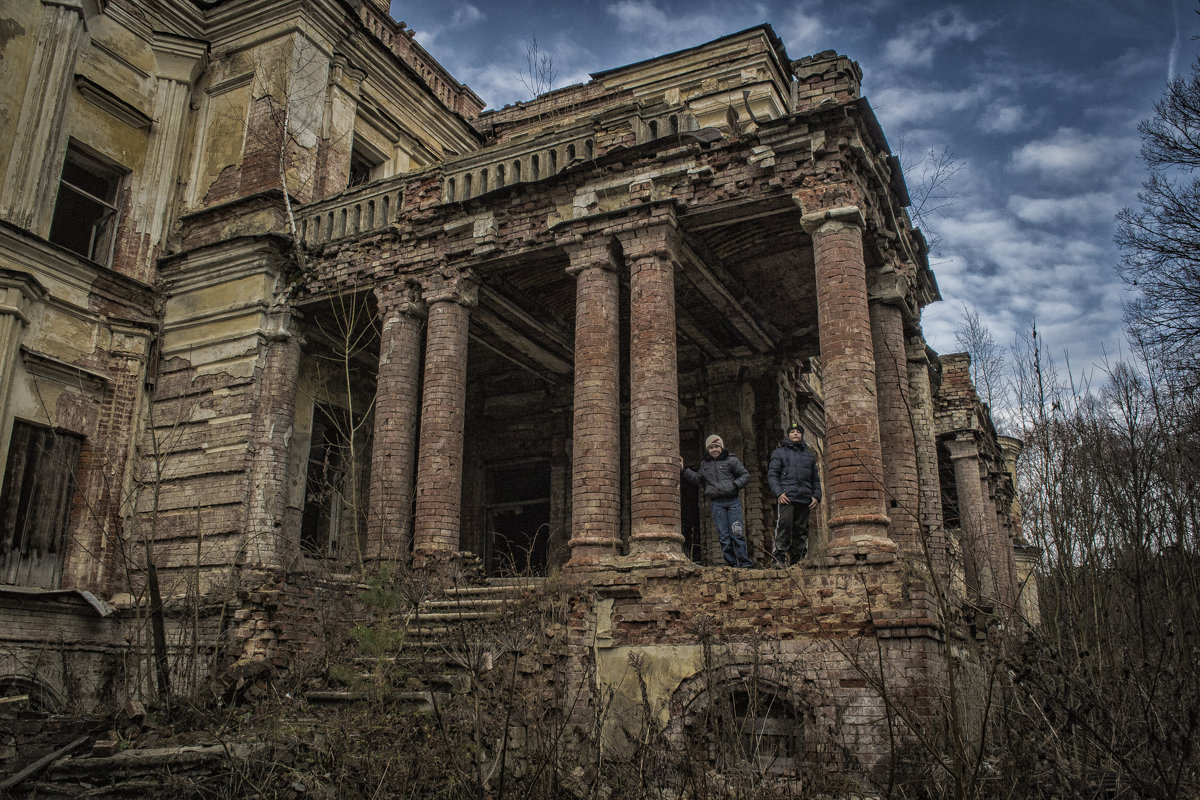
[0,0,1036,787]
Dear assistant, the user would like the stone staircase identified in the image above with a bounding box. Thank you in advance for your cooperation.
[305,576,547,709]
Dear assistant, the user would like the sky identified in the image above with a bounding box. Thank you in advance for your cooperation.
[392,0,1198,382]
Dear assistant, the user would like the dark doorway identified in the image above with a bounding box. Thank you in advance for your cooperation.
[486,459,551,576]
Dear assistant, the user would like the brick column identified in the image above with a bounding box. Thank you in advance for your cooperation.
[621,227,685,559]
[245,303,303,568]
[367,283,425,564]
[412,271,476,558]
[868,269,921,556]
[982,471,1017,612]
[906,336,948,579]
[802,207,892,552]
[946,436,988,601]
[564,241,622,567]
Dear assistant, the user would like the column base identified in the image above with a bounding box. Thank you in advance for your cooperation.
[626,532,688,567]
[411,548,484,579]
[564,539,623,572]
[826,513,896,559]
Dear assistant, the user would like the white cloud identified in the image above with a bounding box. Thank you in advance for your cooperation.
[778,4,826,57]
[978,104,1025,134]
[451,4,484,26]
[1010,127,1134,180]
[607,0,671,33]
[1007,192,1118,226]
[872,85,987,130]
[882,7,987,70]
[921,200,1124,373]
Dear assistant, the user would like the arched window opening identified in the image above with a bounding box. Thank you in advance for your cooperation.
[531,154,540,180]
[566,144,576,162]
[585,140,594,159]
[648,120,658,140]
[447,178,456,202]
[693,687,804,776]
[480,168,489,193]
[464,173,473,197]
[513,160,521,181]
[670,114,679,134]
[549,149,558,173]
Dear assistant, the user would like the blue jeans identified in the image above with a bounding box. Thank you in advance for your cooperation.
[711,497,752,567]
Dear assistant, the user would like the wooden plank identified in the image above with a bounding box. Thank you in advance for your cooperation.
[0,734,90,791]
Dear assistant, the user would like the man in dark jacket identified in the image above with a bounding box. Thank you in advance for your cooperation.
[682,434,753,567]
[767,423,822,566]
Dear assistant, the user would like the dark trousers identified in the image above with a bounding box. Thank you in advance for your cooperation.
[772,500,811,566]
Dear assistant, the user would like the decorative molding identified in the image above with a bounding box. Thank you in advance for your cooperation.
[20,346,109,398]
[74,75,153,129]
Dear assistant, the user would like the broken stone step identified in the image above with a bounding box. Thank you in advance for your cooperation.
[403,610,504,624]
[304,689,448,710]
[442,581,542,597]
[420,596,526,610]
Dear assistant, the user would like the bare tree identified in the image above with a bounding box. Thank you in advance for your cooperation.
[902,145,964,253]
[517,36,556,99]
[954,303,1010,423]
[1115,58,1200,387]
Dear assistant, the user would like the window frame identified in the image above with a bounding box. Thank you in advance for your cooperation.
[47,141,128,266]
[0,420,84,588]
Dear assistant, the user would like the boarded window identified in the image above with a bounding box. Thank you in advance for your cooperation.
[696,687,804,776]
[48,142,126,265]
[0,421,83,588]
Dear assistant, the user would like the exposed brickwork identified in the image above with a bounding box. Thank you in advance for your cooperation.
[870,298,922,556]
[906,337,950,586]
[567,558,946,786]
[804,211,892,548]
[791,51,862,111]
[946,436,988,600]
[0,12,1028,791]
[621,225,685,558]
[242,310,302,569]
[412,272,476,556]
[367,283,425,563]
[564,239,622,565]
[935,352,1022,612]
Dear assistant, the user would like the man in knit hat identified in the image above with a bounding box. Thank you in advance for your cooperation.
[682,434,753,567]
[767,423,822,566]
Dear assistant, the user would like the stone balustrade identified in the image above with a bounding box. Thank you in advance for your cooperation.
[443,133,597,203]
[298,178,405,246]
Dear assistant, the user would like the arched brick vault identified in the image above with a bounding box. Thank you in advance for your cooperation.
[666,660,821,768]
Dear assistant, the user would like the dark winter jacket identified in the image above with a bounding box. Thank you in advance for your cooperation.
[767,440,822,503]
[682,450,751,500]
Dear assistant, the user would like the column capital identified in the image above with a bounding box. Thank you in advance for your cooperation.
[561,235,620,277]
[906,335,933,364]
[615,217,683,265]
[422,269,478,307]
[945,434,981,462]
[800,205,865,235]
[151,32,208,84]
[0,270,48,325]
[867,262,914,306]
[375,281,426,319]
[329,53,367,95]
